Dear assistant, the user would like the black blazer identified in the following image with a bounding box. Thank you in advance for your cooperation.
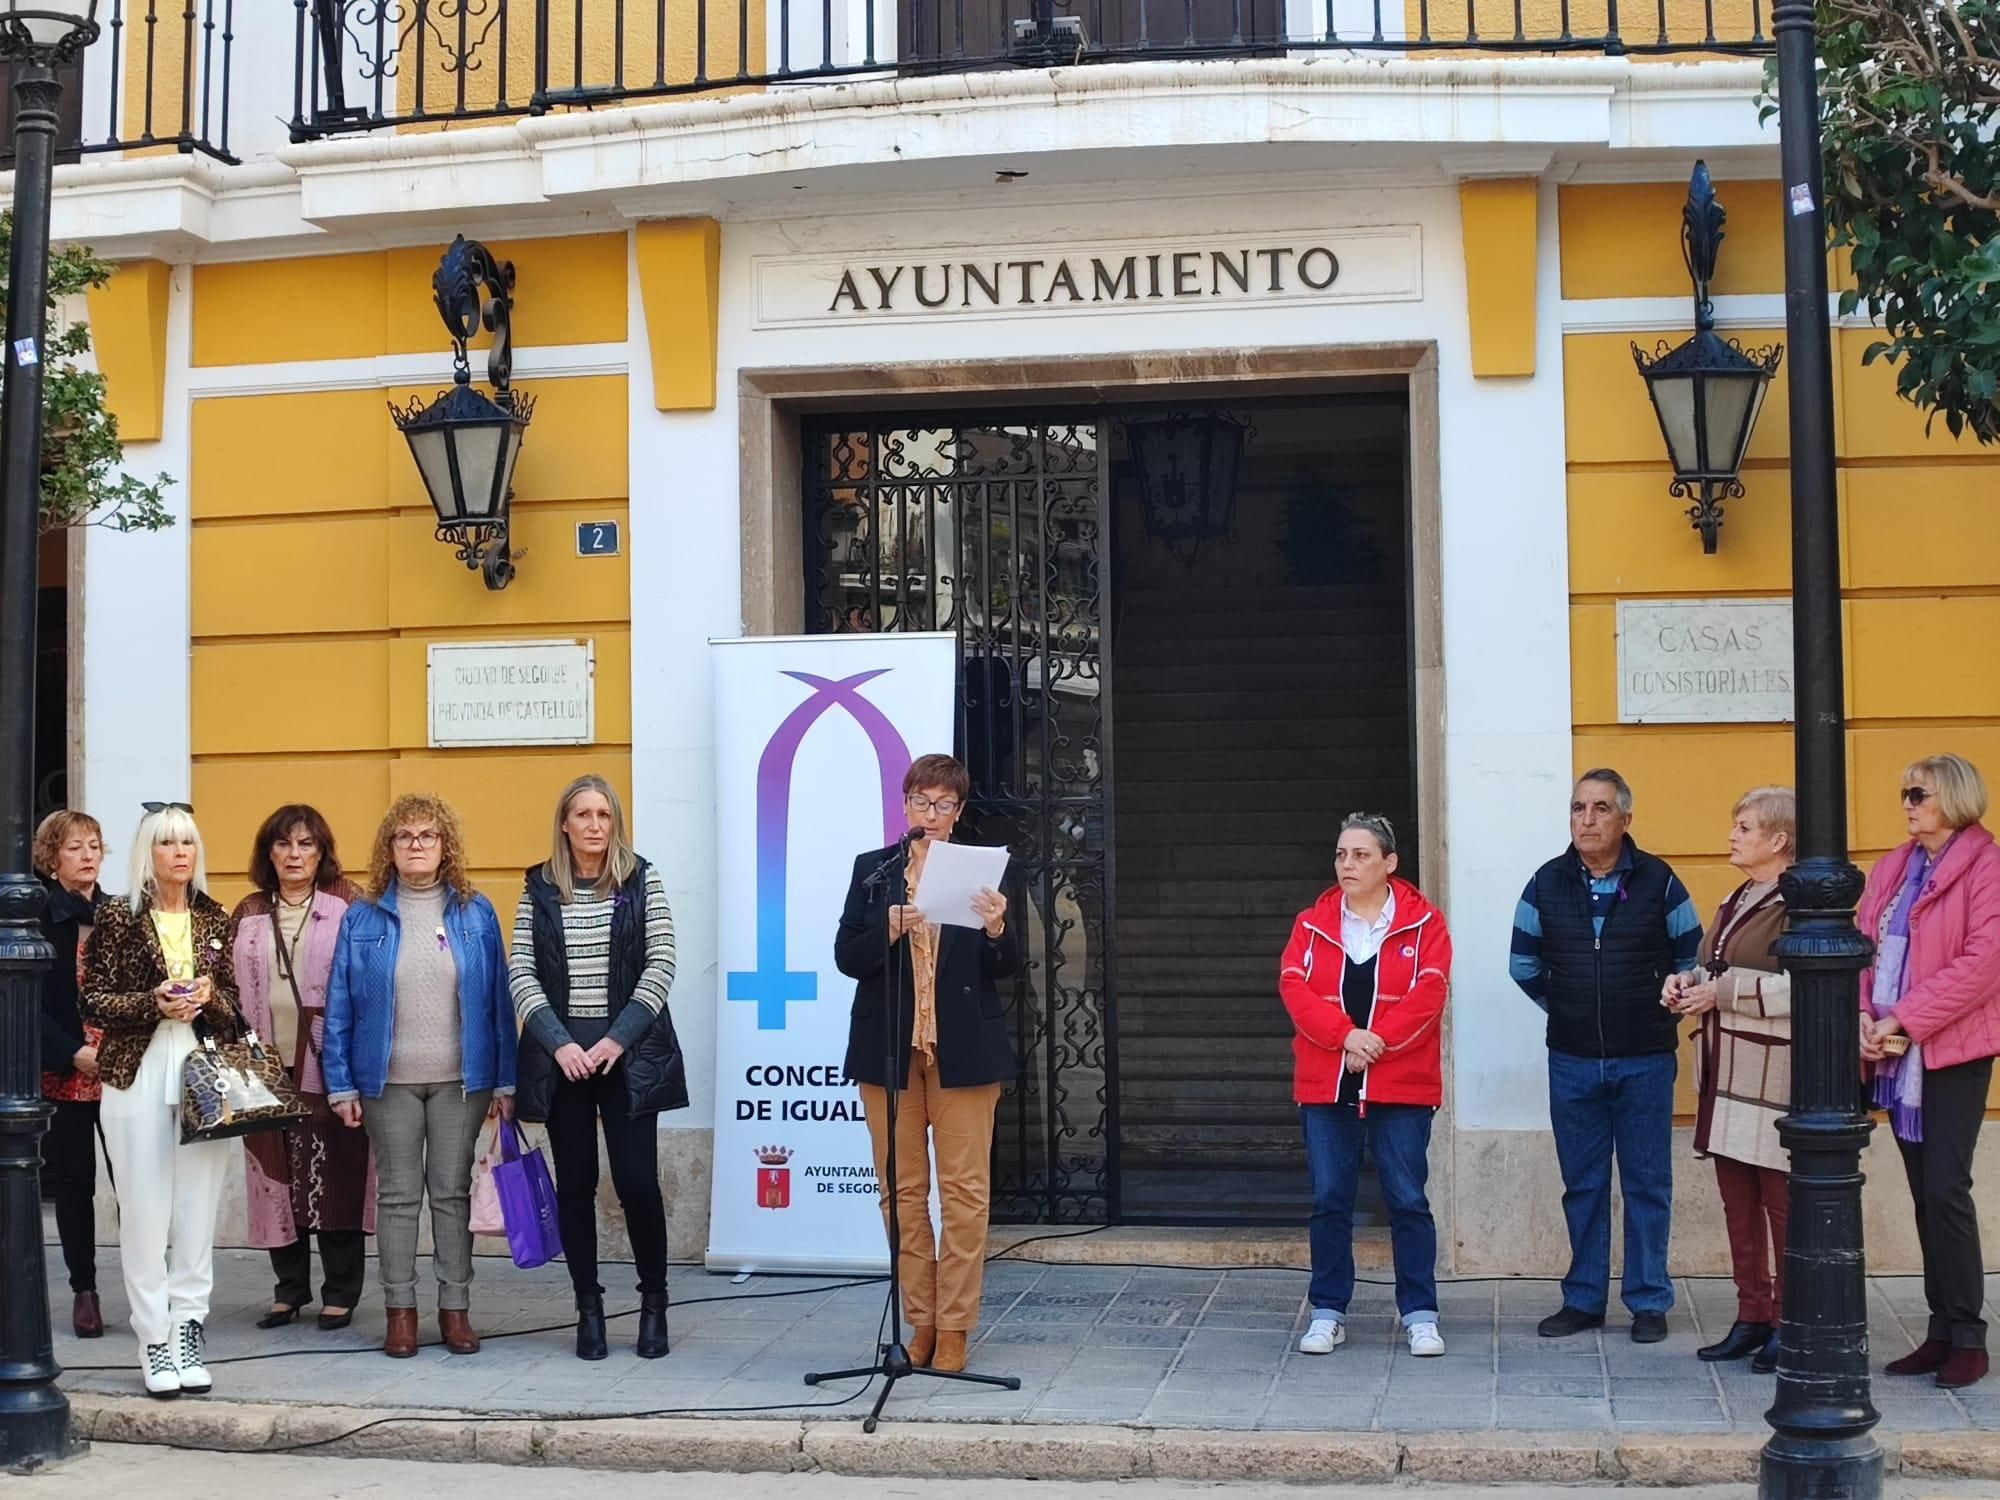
[836,842,1023,1090]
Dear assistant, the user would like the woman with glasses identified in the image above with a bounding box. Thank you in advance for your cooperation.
[1280,813,1453,1360]
[1858,755,2000,1390]
[836,753,1020,1374]
[510,774,684,1361]
[34,810,110,1339]
[82,803,240,1397]
[230,804,371,1332]
[324,794,515,1360]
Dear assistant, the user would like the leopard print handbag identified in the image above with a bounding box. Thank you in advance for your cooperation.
[180,1021,309,1145]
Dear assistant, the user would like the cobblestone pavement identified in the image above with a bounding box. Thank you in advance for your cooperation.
[45,1245,2000,1434]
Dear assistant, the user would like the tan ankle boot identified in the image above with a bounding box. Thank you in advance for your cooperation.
[907,1326,937,1366]
[933,1330,968,1372]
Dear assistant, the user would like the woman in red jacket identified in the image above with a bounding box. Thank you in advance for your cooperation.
[1279,813,1452,1359]
[1858,753,2000,1390]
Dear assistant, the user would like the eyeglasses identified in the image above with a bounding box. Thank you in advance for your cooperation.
[906,794,962,817]
[392,830,442,850]
[1902,787,1935,807]
[142,801,193,815]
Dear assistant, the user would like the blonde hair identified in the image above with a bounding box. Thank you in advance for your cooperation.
[546,774,638,902]
[126,806,208,914]
[1904,754,1990,831]
[1732,785,1797,858]
[32,810,103,880]
[366,793,474,901]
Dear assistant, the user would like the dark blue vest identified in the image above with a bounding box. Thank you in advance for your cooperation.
[1531,843,1682,1059]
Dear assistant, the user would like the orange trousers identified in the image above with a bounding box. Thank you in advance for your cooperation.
[858,1051,1002,1333]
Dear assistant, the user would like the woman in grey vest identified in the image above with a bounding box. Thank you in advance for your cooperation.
[509,775,685,1361]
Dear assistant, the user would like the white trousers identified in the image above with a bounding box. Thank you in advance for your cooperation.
[100,1027,232,1349]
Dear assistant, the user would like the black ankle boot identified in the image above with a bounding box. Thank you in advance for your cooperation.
[575,1294,609,1362]
[637,1291,670,1359]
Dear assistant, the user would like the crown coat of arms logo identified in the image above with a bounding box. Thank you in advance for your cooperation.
[756,1145,794,1209]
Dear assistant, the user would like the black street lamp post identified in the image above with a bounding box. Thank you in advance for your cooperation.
[1761,0,1884,1495]
[0,0,100,1473]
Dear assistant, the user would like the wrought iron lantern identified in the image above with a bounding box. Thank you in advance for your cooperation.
[0,0,98,55]
[1126,411,1249,567]
[1632,162,1784,554]
[391,236,535,590]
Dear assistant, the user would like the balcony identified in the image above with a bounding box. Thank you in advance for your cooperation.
[288,0,1772,140]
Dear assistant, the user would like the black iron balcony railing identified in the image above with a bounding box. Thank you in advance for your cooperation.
[2,1,238,167]
[291,0,1772,141]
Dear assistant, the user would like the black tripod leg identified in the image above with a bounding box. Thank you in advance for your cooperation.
[803,1364,879,1386]
[862,1373,898,1433]
[917,1367,1022,1391]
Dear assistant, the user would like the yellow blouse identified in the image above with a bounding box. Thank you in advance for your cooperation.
[905,850,941,1060]
[151,909,195,983]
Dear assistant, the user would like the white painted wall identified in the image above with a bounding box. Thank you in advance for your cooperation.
[624,171,1575,1139]
[81,264,192,872]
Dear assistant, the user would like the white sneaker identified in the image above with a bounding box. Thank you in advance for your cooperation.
[1298,1316,1346,1354]
[142,1341,182,1399]
[174,1319,211,1394]
[1407,1320,1446,1357]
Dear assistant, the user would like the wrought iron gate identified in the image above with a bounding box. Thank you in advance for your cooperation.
[805,416,1117,1223]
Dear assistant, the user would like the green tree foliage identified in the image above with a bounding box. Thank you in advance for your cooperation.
[1797,0,2000,443]
[0,213,173,532]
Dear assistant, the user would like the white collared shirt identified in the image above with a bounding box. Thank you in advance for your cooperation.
[1340,890,1397,964]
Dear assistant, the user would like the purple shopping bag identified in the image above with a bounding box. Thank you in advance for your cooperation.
[492,1118,563,1269]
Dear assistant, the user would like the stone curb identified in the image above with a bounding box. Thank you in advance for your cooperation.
[61,1392,1984,1484]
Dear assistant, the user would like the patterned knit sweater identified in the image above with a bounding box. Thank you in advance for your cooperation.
[508,865,676,1056]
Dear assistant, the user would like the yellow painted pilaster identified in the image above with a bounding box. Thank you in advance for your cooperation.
[636,219,722,412]
[85,260,172,443]
[1457,179,1539,378]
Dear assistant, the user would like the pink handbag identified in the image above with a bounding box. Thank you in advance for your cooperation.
[469,1126,504,1235]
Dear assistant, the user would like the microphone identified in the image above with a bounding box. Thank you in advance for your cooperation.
[863,827,925,890]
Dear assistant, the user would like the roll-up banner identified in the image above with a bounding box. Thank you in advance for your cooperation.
[706,633,958,1273]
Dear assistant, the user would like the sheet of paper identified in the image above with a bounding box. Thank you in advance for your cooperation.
[911,840,1011,930]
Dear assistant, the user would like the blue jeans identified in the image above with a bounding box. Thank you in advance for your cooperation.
[1547,1049,1677,1317]
[1302,1103,1438,1324]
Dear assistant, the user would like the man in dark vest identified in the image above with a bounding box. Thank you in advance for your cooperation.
[1510,768,1703,1344]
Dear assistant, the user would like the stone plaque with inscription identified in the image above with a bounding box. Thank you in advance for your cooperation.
[1616,600,1794,724]
[428,639,595,748]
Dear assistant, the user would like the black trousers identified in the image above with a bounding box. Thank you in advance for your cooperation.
[545,1067,668,1298]
[270,1231,368,1309]
[1897,1054,1995,1350]
[40,1098,103,1294]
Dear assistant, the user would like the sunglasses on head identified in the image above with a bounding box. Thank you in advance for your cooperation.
[142,801,194,815]
[1901,787,1934,807]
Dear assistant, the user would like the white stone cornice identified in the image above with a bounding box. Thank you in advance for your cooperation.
[48,55,1775,251]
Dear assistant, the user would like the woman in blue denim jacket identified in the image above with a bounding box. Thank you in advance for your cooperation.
[324,792,516,1359]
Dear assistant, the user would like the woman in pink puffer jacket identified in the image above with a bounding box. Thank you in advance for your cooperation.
[1859,753,2000,1391]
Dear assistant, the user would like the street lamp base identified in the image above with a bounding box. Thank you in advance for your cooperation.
[1759,1433,1883,1500]
[0,1385,81,1474]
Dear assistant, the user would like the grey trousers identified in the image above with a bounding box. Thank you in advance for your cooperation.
[362,1082,491,1311]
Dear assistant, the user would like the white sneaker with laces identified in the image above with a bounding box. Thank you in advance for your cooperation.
[1298,1316,1346,1354]
[1407,1321,1446,1357]
[174,1319,211,1394]
[142,1341,182,1398]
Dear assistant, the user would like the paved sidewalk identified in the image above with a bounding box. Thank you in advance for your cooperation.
[46,1242,2000,1436]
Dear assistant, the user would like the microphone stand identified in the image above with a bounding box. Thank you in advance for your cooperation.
[805,833,1021,1433]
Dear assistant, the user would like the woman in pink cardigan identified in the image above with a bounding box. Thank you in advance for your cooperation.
[1859,754,2000,1391]
[230,805,375,1332]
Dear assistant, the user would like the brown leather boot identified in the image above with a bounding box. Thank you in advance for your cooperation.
[932,1330,968,1372]
[439,1308,481,1355]
[383,1307,419,1359]
[71,1291,103,1339]
[906,1326,937,1367]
